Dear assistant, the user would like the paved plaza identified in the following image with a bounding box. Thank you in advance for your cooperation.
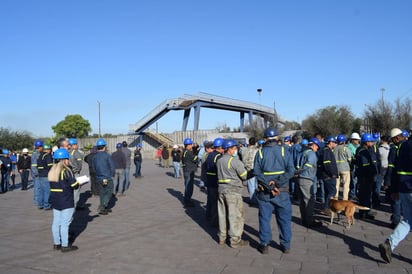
[0,160,410,274]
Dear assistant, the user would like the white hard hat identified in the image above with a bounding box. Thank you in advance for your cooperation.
[173,144,178,149]
[22,148,29,153]
[390,128,403,139]
[350,132,361,140]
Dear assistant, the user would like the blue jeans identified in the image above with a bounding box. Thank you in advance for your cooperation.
[183,170,195,204]
[1,172,10,192]
[37,177,50,209]
[123,166,131,190]
[173,161,180,178]
[134,161,142,177]
[349,168,358,199]
[373,171,384,207]
[52,208,75,247]
[113,169,125,194]
[33,176,40,206]
[246,177,257,202]
[257,191,292,250]
[323,178,336,209]
[388,193,412,251]
[317,178,325,203]
[387,185,401,225]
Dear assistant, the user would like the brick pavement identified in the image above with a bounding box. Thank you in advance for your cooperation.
[0,160,410,274]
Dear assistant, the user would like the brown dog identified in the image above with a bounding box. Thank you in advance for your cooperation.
[329,199,370,228]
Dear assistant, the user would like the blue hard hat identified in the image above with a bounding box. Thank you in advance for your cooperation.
[53,148,70,159]
[222,139,238,150]
[308,138,321,148]
[325,136,337,143]
[301,139,309,146]
[68,138,77,145]
[372,132,380,140]
[336,134,347,144]
[2,149,9,155]
[116,143,122,149]
[183,138,193,145]
[96,138,107,146]
[402,129,410,138]
[361,133,375,142]
[258,139,265,145]
[213,137,224,148]
[284,135,291,142]
[264,127,278,138]
[34,139,44,148]
[136,143,142,148]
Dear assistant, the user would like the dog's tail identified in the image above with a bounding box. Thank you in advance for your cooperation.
[355,205,370,210]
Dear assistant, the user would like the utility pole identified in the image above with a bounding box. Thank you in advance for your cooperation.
[257,88,262,106]
[98,101,101,138]
[273,100,278,129]
[381,87,385,108]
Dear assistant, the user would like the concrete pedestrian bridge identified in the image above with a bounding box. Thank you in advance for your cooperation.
[129,92,284,134]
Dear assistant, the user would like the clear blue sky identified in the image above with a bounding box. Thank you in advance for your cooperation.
[1,0,411,137]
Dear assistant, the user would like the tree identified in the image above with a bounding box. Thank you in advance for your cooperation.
[243,118,265,139]
[301,105,356,137]
[363,97,412,135]
[0,127,34,150]
[52,114,92,138]
[282,120,302,131]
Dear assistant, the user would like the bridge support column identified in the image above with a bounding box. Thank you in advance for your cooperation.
[248,111,254,127]
[193,104,200,131]
[240,112,245,132]
[182,109,190,131]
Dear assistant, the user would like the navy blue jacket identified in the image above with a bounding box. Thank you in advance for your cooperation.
[393,139,412,193]
[49,168,79,210]
[37,152,53,177]
[205,151,222,188]
[318,146,338,180]
[355,146,378,179]
[92,151,115,181]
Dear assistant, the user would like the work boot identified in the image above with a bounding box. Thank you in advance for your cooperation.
[230,240,249,248]
[61,245,78,253]
[53,244,61,250]
[379,240,392,263]
[257,244,268,254]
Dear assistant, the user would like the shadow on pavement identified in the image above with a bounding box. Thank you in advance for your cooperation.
[69,191,100,245]
[166,187,217,242]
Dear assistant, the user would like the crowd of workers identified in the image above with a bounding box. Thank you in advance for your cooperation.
[173,127,411,262]
[0,126,410,263]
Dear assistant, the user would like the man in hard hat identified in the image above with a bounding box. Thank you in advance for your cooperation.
[17,148,31,190]
[347,132,361,200]
[379,129,412,264]
[254,127,295,254]
[383,128,405,228]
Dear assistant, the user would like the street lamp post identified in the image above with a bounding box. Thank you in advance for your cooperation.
[98,101,101,138]
[257,88,262,106]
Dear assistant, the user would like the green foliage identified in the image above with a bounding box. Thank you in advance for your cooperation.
[302,105,356,136]
[51,114,92,138]
[364,97,411,135]
[282,121,302,131]
[0,127,34,151]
